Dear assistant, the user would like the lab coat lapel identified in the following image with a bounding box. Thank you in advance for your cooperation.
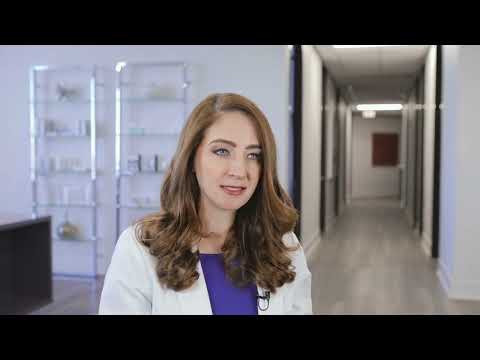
[177,260,213,315]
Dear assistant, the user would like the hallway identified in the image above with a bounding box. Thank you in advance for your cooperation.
[310,198,480,314]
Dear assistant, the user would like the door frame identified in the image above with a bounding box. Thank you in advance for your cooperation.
[320,65,327,234]
[334,89,341,217]
[292,45,303,238]
[432,45,443,259]
[415,67,425,235]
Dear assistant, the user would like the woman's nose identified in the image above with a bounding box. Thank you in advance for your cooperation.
[228,158,247,178]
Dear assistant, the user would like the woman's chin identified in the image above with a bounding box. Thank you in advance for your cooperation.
[215,198,248,211]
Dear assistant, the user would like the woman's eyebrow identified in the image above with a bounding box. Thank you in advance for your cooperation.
[208,138,261,150]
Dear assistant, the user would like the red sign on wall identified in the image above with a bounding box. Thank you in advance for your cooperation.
[372,133,399,167]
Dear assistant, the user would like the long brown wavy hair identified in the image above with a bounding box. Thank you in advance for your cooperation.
[135,93,300,293]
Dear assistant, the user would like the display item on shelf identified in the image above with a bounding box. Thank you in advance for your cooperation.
[56,207,80,240]
[143,154,158,172]
[127,154,141,173]
[78,119,91,136]
[56,83,82,102]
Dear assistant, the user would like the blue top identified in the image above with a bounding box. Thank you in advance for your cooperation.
[199,253,258,315]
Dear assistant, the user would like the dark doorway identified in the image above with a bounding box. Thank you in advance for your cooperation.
[414,69,425,235]
[291,45,303,238]
[432,45,443,259]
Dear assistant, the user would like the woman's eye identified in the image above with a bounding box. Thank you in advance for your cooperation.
[213,148,262,161]
[214,148,229,156]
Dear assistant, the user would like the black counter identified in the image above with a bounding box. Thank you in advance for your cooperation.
[0,214,52,314]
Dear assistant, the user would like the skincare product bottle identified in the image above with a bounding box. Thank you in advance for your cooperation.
[154,155,159,172]
[127,154,141,174]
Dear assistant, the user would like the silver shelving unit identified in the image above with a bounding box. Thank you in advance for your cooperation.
[115,61,190,241]
[30,65,102,277]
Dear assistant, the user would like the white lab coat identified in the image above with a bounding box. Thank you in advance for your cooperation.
[98,226,312,315]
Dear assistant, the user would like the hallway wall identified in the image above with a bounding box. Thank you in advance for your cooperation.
[337,97,348,215]
[422,45,437,255]
[323,72,338,232]
[346,106,353,204]
[352,114,402,199]
[405,86,418,226]
[300,45,322,252]
[439,45,457,297]
[400,106,408,208]
[0,45,291,275]
[439,45,480,300]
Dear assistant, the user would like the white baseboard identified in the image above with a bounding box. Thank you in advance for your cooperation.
[421,232,432,258]
[303,230,321,261]
[437,259,480,300]
[446,281,480,301]
[437,259,452,296]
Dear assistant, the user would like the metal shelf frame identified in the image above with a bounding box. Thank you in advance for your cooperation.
[114,61,190,241]
[30,64,102,277]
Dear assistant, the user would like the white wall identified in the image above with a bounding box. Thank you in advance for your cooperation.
[337,97,347,215]
[325,76,336,180]
[346,106,353,204]
[352,115,402,199]
[0,45,290,275]
[422,45,437,254]
[400,106,408,208]
[405,88,418,226]
[324,73,337,232]
[438,45,458,296]
[453,45,480,299]
[439,45,480,299]
[300,45,322,253]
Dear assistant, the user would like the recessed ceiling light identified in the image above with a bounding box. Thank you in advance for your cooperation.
[332,45,407,49]
[356,104,403,111]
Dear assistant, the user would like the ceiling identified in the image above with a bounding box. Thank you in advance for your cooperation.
[315,45,430,104]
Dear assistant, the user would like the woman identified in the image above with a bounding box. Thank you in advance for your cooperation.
[99,93,312,315]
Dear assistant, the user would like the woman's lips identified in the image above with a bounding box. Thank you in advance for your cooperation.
[221,186,246,196]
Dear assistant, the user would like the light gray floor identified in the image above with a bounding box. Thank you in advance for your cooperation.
[29,276,104,315]
[310,198,480,314]
[30,198,480,315]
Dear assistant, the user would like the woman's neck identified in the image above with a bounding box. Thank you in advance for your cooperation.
[198,233,227,254]
[198,202,235,254]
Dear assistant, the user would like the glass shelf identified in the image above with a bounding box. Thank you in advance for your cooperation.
[118,204,161,210]
[35,133,91,138]
[35,83,105,89]
[119,81,187,88]
[31,64,102,277]
[118,97,184,103]
[36,169,96,176]
[32,65,101,73]
[118,132,180,137]
[35,203,96,208]
[53,237,99,243]
[119,170,165,177]
[30,100,94,105]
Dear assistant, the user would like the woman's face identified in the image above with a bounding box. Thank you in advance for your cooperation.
[193,111,262,212]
